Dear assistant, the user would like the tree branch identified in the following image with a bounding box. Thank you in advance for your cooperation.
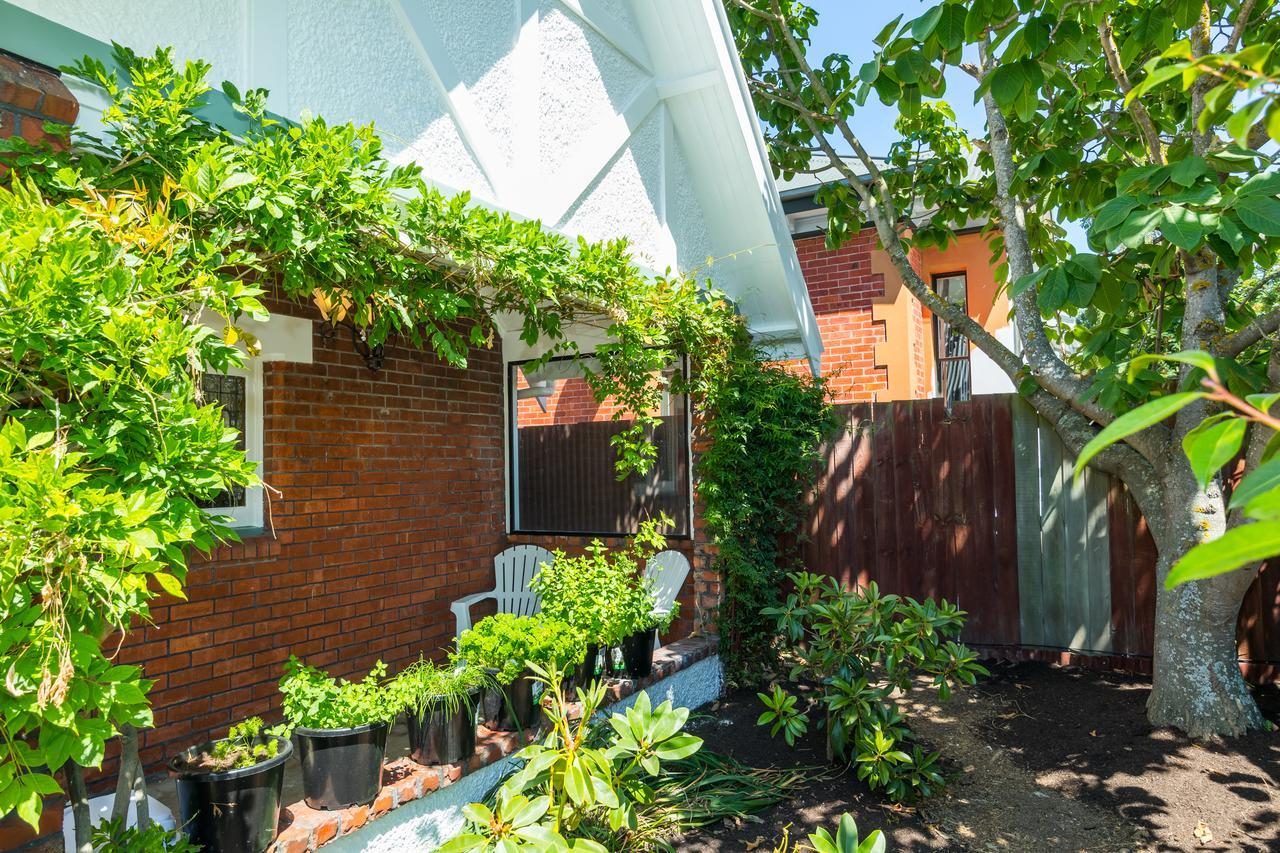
[1219,306,1280,356]
[1227,0,1259,51]
[1097,18,1167,164]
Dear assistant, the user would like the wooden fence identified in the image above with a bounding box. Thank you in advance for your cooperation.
[802,395,1280,676]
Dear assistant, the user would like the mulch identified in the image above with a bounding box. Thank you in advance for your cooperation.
[677,661,1280,852]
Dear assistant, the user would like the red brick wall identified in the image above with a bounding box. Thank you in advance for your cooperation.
[122,298,511,771]
[793,230,890,403]
[0,53,77,157]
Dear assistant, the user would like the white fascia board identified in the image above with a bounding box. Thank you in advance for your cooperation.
[702,0,823,376]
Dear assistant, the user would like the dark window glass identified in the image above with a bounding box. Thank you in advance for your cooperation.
[510,359,691,536]
[200,373,247,509]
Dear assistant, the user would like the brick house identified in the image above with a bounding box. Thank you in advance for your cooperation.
[0,1,822,842]
[777,157,1017,406]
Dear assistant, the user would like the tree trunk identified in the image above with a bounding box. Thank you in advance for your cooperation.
[1146,469,1265,737]
[65,762,93,853]
[1148,564,1264,737]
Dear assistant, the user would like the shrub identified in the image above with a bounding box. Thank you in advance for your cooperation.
[278,657,399,730]
[439,664,703,851]
[456,614,586,685]
[759,572,986,802]
[533,517,672,645]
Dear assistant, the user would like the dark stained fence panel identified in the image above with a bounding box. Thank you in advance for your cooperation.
[802,394,1280,679]
[803,397,1023,648]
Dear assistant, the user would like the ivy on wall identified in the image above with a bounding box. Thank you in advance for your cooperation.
[697,351,839,683]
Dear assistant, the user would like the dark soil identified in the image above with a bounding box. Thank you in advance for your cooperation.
[679,661,1280,852]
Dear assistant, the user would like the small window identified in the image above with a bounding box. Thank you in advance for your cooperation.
[509,357,691,537]
[200,362,264,528]
[932,273,972,405]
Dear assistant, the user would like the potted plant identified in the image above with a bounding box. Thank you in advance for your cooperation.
[456,614,585,731]
[169,717,291,853]
[616,573,678,680]
[393,658,490,766]
[278,657,398,810]
[535,518,675,682]
[531,540,618,686]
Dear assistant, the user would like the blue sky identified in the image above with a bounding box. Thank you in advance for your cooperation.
[804,0,986,159]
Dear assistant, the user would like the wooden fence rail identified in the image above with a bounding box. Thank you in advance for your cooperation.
[802,395,1280,678]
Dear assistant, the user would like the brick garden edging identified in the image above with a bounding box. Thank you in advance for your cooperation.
[269,635,720,852]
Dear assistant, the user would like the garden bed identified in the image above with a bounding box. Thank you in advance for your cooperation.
[678,660,1280,852]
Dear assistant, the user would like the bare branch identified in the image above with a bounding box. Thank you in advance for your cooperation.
[1227,0,1259,51]
[1097,18,1167,164]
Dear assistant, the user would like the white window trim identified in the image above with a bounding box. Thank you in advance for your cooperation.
[204,360,265,530]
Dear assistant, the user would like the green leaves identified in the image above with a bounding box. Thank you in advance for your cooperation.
[1182,416,1247,488]
[756,684,809,746]
[1234,196,1280,237]
[989,59,1043,122]
[1166,523,1280,588]
[1075,392,1206,474]
[807,813,886,853]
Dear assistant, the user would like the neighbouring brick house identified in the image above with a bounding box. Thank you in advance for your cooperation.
[777,156,1017,406]
[0,0,822,845]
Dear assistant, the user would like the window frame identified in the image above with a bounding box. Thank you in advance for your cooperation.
[930,271,973,404]
[202,360,265,530]
[505,353,694,539]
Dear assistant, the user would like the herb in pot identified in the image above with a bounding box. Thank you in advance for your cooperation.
[455,614,586,685]
[532,516,671,647]
[392,658,490,719]
[278,657,399,810]
[278,657,399,730]
[393,658,491,766]
[181,717,283,773]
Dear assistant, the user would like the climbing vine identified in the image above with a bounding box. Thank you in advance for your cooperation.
[696,351,838,683]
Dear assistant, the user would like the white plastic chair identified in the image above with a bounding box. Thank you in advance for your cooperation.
[644,550,691,649]
[451,545,554,638]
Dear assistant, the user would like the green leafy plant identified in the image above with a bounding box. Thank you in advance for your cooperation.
[278,657,399,730]
[756,685,808,747]
[760,573,985,803]
[202,717,281,771]
[391,657,491,720]
[1076,349,1280,588]
[90,817,201,853]
[534,517,672,646]
[697,353,839,683]
[439,663,703,851]
[456,614,587,685]
[773,813,887,853]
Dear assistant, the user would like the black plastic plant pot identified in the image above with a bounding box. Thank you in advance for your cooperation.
[169,736,292,853]
[568,643,601,690]
[479,671,539,731]
[621,626,659,679]
[294,720,390,810]
[407,688,480,766]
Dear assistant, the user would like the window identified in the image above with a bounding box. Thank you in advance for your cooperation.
[200,362,264,528]
[932,273,972,405]
[508,356,691,537]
